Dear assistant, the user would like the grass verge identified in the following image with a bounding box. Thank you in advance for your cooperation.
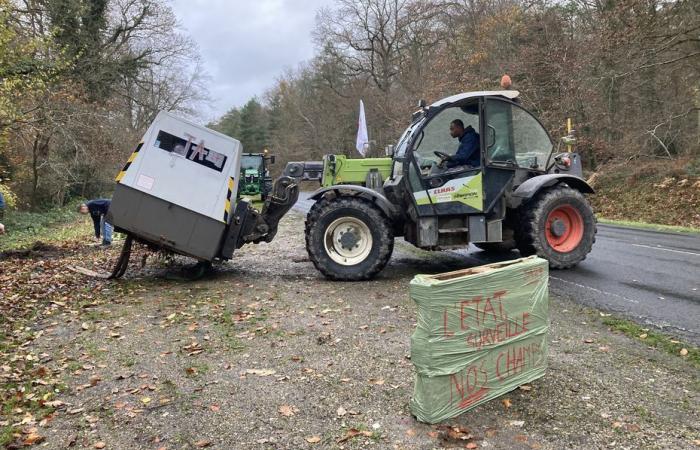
[602,316,700,369]
[598,217,700,234]
[0,204,92,252]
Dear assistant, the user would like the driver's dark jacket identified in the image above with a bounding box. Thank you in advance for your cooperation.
[447,126,480,168]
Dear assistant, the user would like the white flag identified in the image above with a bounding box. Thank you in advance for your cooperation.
[356,100,369,156]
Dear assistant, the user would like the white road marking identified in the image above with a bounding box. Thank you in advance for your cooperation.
[630,243,700,257]
[550,276,639,304]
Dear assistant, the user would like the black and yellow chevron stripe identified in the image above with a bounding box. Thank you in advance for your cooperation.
[115,142,144,183]
[223,176,235,223]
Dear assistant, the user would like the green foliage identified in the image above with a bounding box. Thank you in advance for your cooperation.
[0,0,63,128]
[239,98,269,152]
[47,0,128,98]
[0,183,17,209]
[211,98,270,153]
[597,218,699,235]
[602,317,700,369]
[0,203,91,252]
[211,108,242,138]
[2,0,206,209]
[685,156,700,177]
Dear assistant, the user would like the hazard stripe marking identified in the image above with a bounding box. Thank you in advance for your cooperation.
[223,176,235,222]
[115,142,144,183]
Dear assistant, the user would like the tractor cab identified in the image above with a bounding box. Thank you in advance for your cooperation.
[383,90,585,249]
[238,152,276,201]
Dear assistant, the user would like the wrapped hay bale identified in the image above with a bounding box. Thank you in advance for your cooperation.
[409,256,549,423]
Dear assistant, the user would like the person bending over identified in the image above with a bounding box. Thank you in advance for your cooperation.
[78,199,112,246]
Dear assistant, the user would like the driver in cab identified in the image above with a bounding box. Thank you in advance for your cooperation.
[441,119,480,170]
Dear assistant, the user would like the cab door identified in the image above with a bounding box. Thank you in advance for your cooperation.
[407,102,485,217]
[482,97,518,217]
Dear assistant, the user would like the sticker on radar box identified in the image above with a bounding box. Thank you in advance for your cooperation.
[136,174,155,190]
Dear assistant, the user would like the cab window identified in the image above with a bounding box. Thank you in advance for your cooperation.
[512,106,552,169]
[413,105,480,167]
[484,99,552,169]
[485,99,515,163]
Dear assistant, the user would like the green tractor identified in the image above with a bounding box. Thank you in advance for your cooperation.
[238,152,275,201]
[285,90,596,281]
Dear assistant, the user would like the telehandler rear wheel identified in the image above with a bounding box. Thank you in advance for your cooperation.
[305,197,394,281]
[516,185,596,269]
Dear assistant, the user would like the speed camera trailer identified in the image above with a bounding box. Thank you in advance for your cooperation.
[106,111,299,277]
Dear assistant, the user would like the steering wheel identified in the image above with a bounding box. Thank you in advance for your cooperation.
[434,151,454,168]
[434,151,453,162]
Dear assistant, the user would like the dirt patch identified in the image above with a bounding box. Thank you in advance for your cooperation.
[2,212,699,449]
[0,241,65,260]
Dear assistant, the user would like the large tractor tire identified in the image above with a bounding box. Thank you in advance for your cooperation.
[305,197,394,281]
[516,185,596,269]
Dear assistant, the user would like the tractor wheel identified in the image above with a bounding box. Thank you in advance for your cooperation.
[305,196,394,281]
[516,185,596,269]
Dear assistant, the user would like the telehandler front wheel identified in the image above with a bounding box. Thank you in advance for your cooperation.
[305,197,394,281]
[516,185,596,269]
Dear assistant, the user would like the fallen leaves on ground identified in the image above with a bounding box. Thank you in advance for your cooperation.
[337,428,373,443]
[194,439,212,447]
[0,240,153,448]
[278,404,298,417]
[434,425,474,445]
[22,432,45,445]
[245,368,276,376]
[305,435,321,443]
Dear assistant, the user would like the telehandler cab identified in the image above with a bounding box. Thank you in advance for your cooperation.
[287,90,596,280]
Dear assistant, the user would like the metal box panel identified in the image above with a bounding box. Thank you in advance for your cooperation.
[117,111,241,223]
[109,184,225,261]
[486,219,503,242]
[468,215,487,242]
[417,217,438,247]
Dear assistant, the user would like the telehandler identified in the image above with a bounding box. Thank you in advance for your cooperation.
[287,90,596,280]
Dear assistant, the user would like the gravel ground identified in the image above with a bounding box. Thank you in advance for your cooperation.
[19,211,700,449]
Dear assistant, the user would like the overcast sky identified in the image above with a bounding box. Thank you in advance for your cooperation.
[171,0,332,121]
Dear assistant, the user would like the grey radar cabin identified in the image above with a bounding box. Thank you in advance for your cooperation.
[106,111,299,278]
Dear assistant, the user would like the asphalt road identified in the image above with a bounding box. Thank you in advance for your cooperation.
[294,193,700,345]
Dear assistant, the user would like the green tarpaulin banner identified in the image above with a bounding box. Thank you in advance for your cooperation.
[409,256,549,423]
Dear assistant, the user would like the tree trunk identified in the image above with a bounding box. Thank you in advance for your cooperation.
[31,136,39,209]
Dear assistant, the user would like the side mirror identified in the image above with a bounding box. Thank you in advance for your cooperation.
[269,155,276,164]
[417,99,427,109]
[385,145,394,157]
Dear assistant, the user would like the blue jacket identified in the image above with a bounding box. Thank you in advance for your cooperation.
[86,199,111,238]
[0,192,5,209]
[448,126,480,168]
